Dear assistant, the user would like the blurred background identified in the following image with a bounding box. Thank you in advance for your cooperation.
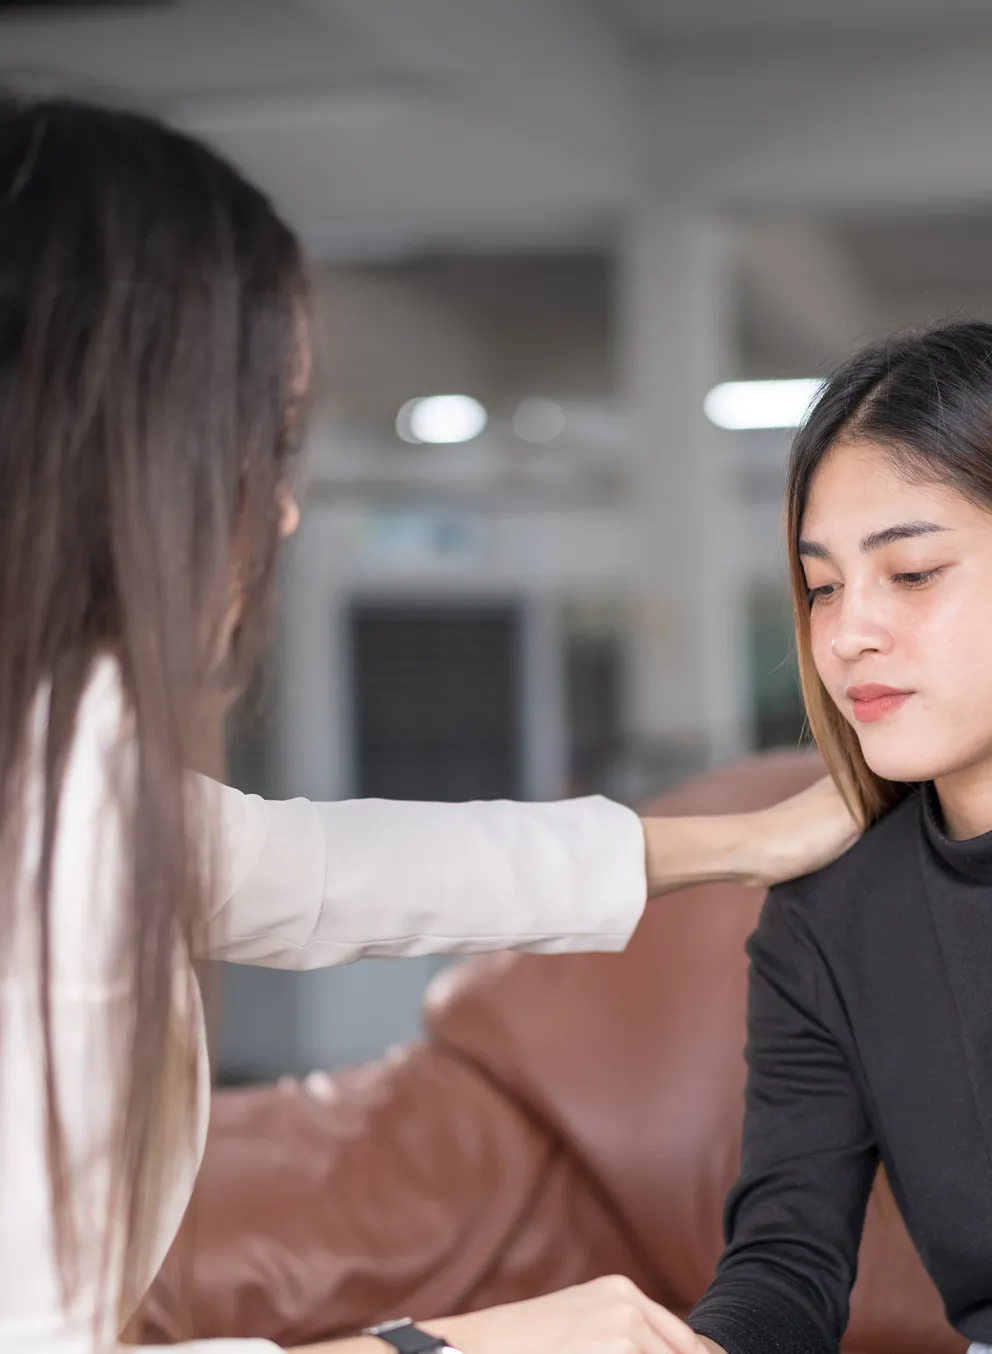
[4,0,992,1079]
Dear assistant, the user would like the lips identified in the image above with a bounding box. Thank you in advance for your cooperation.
[846,684,914,724]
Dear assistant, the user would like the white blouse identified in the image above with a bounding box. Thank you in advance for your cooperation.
[0,659,647,1354]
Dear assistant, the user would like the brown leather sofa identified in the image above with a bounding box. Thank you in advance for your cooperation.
[139,750,966,1352]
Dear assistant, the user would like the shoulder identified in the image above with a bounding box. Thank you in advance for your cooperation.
[755,790,923,958]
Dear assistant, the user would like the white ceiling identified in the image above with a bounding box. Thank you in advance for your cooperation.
[0,1,377,105]
[5,0,992,371]
[0,0,641,249]
[4,1,992,237]
[605,0,992,43]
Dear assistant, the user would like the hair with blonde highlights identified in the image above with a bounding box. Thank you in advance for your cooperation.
[786,320,992,827]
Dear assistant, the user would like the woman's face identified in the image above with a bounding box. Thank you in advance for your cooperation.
[801,438,992,789]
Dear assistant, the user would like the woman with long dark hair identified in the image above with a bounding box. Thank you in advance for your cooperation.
[0,97,858,1354]
[628,319,992,1354]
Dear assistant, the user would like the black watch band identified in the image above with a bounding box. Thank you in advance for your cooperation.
[361,1318,457,1353]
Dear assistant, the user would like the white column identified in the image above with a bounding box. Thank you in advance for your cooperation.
[620,201,747,781]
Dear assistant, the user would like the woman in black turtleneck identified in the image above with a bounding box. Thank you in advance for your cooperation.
[689,783,992,1354]
[647,322,992,1354]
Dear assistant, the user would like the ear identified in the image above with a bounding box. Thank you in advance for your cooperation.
[277,489,300,538]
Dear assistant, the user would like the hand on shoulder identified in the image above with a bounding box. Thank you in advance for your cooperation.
[641,773,862,897]
[738,773,863,888]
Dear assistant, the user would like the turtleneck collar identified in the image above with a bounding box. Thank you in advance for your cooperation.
[921,782,992,885]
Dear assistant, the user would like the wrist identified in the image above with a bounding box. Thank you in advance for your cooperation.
[641,813,754,897]
[711,809,770,886]
[417,1314,476,1353]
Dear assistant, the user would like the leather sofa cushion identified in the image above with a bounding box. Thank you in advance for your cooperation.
[140,1041,653,1343]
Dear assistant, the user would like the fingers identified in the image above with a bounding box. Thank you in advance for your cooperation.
[593,1276,704,1354]
[636,1296,703,1354]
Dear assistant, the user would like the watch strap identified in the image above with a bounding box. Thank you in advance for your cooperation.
[362,1318,454,1353]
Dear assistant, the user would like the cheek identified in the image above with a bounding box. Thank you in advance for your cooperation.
[899,584,977,676]
[922,613,992,710]
[807,610,838,685]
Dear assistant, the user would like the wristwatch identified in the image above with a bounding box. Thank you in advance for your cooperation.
[362,1317,462,1353]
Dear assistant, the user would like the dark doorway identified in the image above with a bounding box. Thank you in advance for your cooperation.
[565,632,623,795]
[349,601,524,801]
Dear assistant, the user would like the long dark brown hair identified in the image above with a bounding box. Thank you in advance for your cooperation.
[0,97,308,1332]
[786,320,992,827]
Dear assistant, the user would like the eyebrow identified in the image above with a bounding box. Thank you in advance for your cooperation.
[798,520,950,560]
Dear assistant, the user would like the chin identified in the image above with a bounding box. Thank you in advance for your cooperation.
[854,727,949,785]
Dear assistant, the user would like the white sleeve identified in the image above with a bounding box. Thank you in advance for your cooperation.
[198,783,648,968]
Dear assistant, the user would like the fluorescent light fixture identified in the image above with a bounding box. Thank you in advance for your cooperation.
[704,378,826,430]
[396,395,488,445]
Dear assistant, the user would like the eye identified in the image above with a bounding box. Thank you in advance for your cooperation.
[807,583,837,605]
[893,568,943,589]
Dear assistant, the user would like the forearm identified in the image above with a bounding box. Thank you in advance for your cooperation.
[683,897,871,1354]
[641,813,760,896]
[292,1339,378,1353]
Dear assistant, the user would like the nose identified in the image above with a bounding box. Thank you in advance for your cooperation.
[828,583,893,662]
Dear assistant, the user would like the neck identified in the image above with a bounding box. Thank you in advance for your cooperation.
[933,758,992,839]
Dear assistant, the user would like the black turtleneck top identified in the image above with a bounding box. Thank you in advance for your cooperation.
[688,785,992,1353]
